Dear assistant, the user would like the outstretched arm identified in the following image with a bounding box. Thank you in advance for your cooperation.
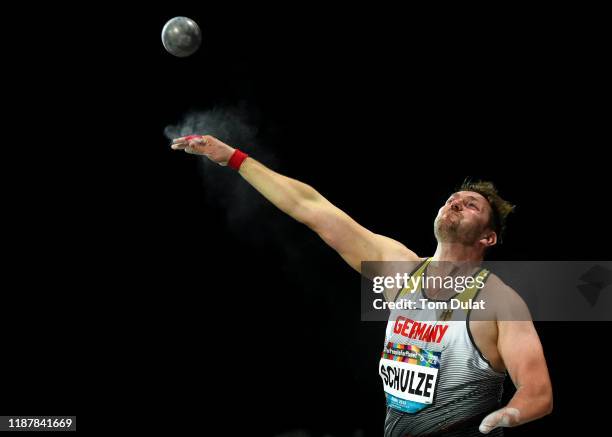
[171,135,419,273]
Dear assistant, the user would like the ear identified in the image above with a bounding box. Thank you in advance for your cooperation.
[480,231,497,248]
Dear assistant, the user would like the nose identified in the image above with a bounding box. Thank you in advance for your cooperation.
[450,199,462,211]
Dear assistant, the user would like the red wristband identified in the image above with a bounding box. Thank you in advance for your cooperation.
[228,149,249,170]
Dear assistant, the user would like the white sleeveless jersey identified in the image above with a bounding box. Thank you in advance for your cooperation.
[380,259,506,437]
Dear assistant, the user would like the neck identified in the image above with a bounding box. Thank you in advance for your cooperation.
[432,242,484,263]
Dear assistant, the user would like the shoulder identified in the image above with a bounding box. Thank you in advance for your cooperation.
[479,272,532,321]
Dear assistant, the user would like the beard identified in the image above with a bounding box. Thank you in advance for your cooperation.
[434,211,481,245]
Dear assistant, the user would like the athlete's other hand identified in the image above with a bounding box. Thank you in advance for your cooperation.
[479,407,520,434]
[171,135,235,166]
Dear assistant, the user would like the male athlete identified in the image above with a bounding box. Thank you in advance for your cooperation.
[171,135,553,436]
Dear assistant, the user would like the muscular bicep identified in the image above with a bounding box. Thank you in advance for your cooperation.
[498,319,552,398]
[497,317,554,424]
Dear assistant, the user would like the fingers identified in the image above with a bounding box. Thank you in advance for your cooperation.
[171,142,188,150]
[478,408,520,434]
[171,135,209,151]
[479,411,502,434]
[173,135,208,144]
[185,146,209,155]
[173,135,200,143]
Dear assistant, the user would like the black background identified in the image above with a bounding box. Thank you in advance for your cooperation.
[3,3,609,435]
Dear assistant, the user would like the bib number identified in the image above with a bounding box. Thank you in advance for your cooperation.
[379,343,441,413]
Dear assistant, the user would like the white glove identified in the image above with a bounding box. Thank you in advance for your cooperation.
[479,407,520,434]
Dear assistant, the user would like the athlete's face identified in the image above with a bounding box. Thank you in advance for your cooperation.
[434,191,496,246]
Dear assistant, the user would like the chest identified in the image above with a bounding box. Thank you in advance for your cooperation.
[386,316,505,373]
